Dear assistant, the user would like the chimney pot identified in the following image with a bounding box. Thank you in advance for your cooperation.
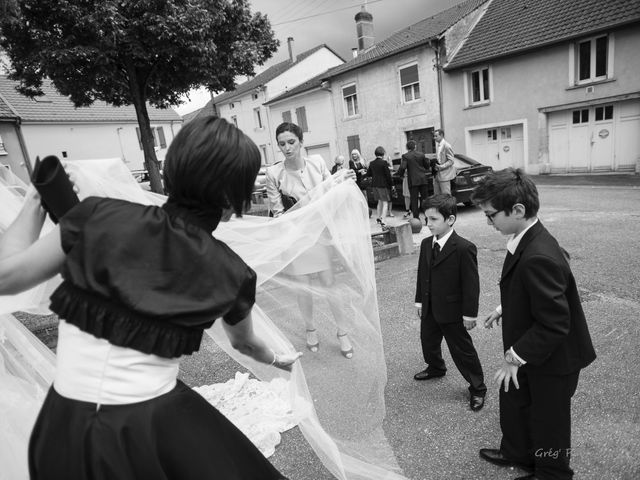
[287,37,294,62]
[354,6,374,51]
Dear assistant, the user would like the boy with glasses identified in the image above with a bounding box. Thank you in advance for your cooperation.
[471,168,596,480]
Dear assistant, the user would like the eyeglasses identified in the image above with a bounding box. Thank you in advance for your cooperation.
[484,210,500,222]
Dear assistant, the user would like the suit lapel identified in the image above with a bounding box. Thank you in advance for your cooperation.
[433,232,457,267]
[500,221,545,283]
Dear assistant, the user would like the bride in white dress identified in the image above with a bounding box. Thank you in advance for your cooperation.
[0,157,410,480]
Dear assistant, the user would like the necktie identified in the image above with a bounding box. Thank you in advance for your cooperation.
[432,242,440,260]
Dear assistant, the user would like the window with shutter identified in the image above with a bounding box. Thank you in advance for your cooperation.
[399,64,420,102]
[295,106,308,132]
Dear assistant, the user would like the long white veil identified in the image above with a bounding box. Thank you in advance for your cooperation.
[0,159,408,480]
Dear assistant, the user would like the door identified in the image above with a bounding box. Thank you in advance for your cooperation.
[468,123,525,170]
[405,128,434,154]
[305,143,332,168]
[548,103,632,173]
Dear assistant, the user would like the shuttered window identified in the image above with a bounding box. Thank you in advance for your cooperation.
[295,106,308,132]
[399,64,420,102]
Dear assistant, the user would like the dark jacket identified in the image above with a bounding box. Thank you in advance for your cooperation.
[349,159,367,189]
[397,150,431,187]
[366,158,393,189]
[415,231,479,324]
[500,221,596,375]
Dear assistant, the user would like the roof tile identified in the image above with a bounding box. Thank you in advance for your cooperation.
[326,0,488,77]
[0,76,181,123]
[212,44,343,105]
[446,0,640,69]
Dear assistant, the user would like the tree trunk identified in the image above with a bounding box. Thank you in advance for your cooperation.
[126,65,164,194]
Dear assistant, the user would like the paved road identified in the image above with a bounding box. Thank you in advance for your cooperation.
[20,174,640,479]
[182,176,640,480]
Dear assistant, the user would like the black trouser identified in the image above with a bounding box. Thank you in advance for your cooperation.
[500,370,580,479]
[420,310,487,397]
[409,184,429,219]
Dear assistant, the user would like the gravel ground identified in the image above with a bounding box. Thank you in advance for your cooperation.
[16,174,640,480]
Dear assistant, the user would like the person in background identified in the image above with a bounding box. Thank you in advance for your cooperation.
[331,155,346,175]
[266,122,356,359]
[473,168,596,480]
[0,116,299,480]
[366,146,394,231]
[433,129,456,195]
[349,149,368,195]
[397,140,431,222]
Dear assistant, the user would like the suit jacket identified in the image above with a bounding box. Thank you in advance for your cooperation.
[436,139,456,181]
[500,221,596,375]
[366,158,392,188]
[415,231,479,324]
[397,150,430,187]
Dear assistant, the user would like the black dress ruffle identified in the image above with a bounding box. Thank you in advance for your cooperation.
[52,197,257,358]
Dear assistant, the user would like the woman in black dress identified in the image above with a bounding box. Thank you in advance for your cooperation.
[0,116,299,480]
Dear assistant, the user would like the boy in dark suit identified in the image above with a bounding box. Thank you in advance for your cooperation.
[414,194,487,411]
[472,168,596,480]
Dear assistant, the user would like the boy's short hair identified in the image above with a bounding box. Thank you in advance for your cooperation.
[425,193,457,219]
[471,167,539,218]
[406,140,416,151]
[374,146,385,157]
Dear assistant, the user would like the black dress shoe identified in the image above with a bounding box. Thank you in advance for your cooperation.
[479,449,534,472]
[470,395,485,411]
[413,369,445,381]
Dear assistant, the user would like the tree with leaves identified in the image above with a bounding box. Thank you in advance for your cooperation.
[0,0,278,193]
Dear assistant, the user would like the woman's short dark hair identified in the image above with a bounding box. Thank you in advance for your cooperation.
[163,116,260,218]
[374,146,385,157]
[406,140,416,151]
[471,167,539,218]
[275,122,303,142]
[425,193,457,219]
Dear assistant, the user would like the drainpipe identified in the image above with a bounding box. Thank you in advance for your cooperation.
[15,118,33,176]
[431,39,445,129]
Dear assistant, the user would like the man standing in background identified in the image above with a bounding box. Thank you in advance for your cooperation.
[434,129,456,195]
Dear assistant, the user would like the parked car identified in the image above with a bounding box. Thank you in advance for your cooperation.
[362,153,491,207]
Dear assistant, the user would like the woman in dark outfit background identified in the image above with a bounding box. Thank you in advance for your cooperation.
[0,117,299,480]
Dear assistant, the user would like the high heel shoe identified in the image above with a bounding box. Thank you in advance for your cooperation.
[306,329,319,353]
[337,332,353,359]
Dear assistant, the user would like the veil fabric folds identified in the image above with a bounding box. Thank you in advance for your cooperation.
[0,159,409,480]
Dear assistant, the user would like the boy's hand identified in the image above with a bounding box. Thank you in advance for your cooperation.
[484,311,501,328]
[463,318,477,330]
[494,360,520,392]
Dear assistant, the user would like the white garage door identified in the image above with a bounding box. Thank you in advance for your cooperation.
[305,143,332,169]
[469,123,524,170]
[548,99,640,173]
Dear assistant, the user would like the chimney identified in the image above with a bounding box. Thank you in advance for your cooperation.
[287,37,294,62]
[355,6,374,51]
[351,47,358,58]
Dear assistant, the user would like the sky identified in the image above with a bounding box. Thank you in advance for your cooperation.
[174,0,466,115]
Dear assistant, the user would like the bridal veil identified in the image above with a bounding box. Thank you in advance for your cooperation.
[0,159,409,480]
